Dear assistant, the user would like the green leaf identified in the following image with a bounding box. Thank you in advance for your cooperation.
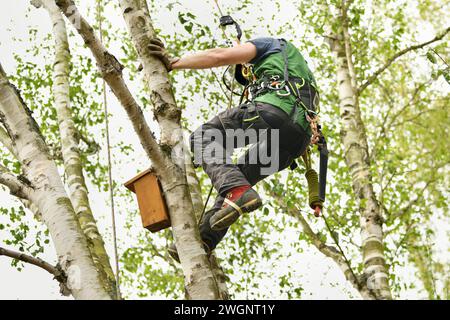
[178,13,187,24]
[426,50,437,64]
[442,68,450,84]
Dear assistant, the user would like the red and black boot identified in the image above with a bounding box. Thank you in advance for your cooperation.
[210,185,262,230]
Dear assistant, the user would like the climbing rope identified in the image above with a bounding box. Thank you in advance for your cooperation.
[198,185,213,224]
[96,0,121,299]
[213,0,240,109]
[213,0,225,17]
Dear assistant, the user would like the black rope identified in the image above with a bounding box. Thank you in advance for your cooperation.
[199,185,214,224]
[222,65,243,96]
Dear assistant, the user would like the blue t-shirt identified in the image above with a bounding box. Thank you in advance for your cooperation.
[247,37,282,64]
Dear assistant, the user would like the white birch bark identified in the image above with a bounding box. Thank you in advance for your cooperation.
[0,165,33,199]
[37,0,116,298]
[57,0,219,299]
[56,0,165,170]
[0,125,17,157]
[0,64,110,300]
[328,16,392,299]
[119,0,220,299]
[19,198,43,220]
[1,126,44,217]
[185,150,229,299]
[0,246,70,295]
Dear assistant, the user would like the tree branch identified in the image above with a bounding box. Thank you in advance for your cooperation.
[0,125,17,157]
[183,133,229,299]
[358,26,450,94]
[392,178,437,219]
[19,198,43,220]
[385,80,431,129]
[36,0,117,297]
[119,0,181,145]
[342,0,354,13]
[56,0,166,169]
[370,78,433,163]
[0,165,32,199]
[265,182,373,298]
[0,246,70,296]
[1,60,111,299]
[393,109,436,128]
[78,131,100,155]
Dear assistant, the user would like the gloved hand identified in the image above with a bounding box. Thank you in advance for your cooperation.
[147,38,179,72]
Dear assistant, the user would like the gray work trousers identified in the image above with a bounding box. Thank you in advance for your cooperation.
[190,102,310,250]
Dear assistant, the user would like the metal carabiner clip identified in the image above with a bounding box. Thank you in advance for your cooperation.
[276,85,291,96]
[306,109,318,118]
[259,81,267,90]
[268,81,281,90]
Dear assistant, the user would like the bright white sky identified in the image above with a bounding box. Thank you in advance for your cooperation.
[0,0,446,300]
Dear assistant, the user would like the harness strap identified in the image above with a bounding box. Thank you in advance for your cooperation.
[224,198,244,216]
[247,39,318,121]
[279,39,289,83]
[318,136,329,202]
[279,39,298,121]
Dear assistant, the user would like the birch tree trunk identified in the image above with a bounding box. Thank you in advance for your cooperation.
[119,0,220,299]
[328,10,392,299]
[0,64,111,300]
[185,151,229,299]
[56,0,219,299]
[38,0,116,298]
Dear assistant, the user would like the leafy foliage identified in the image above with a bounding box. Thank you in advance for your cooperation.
[0,0,448,300]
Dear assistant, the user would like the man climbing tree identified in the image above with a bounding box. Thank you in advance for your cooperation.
[148,37,322,260]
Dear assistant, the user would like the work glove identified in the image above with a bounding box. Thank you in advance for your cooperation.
[147,38,179,72]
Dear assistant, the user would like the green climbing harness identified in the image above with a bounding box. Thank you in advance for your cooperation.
[211,10,329,217]
[235,39,319,132]
[233,38,329,214]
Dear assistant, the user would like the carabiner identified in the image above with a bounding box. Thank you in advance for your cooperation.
[268,81,282,90]
[276,85,291,97]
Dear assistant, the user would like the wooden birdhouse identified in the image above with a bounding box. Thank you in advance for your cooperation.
[124,169,171,232]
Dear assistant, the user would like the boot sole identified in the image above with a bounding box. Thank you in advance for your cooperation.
[211,198,262,230]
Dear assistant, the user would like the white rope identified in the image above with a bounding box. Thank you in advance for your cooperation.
[97,0,121,299]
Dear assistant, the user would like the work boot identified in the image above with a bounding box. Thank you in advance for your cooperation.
[167,241,211,263]
[210,186,262,231]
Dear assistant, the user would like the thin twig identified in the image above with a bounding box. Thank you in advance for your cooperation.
[358,26,450,94]
[430,48,450,68]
